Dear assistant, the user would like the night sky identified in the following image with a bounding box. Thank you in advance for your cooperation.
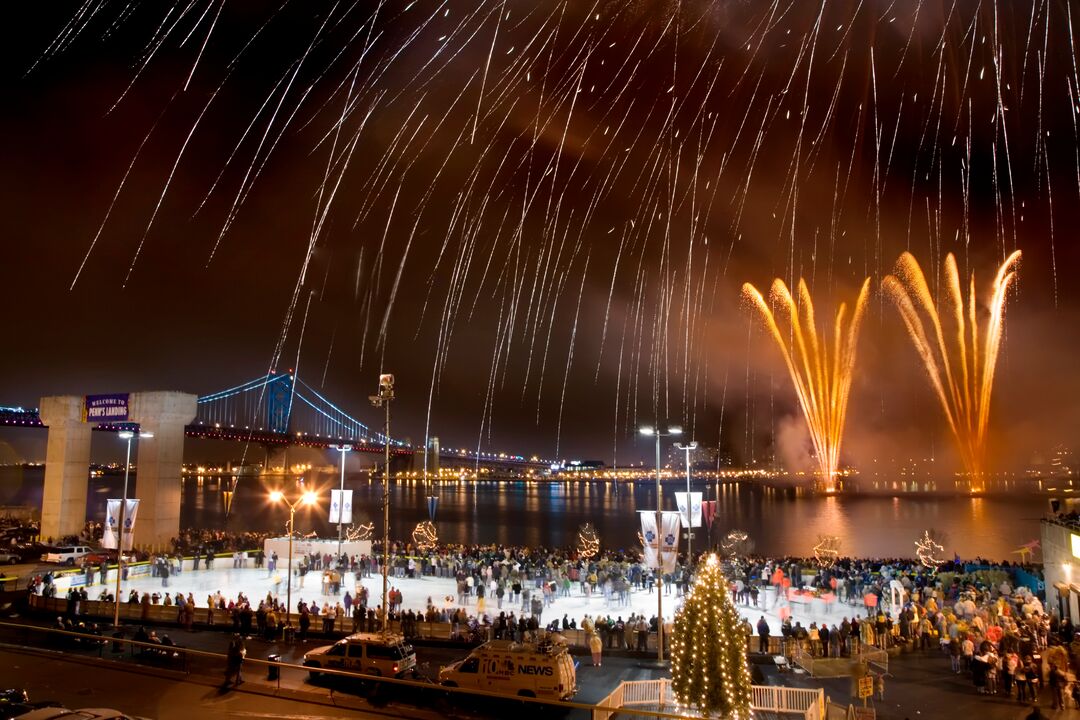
[2,1,1078,472]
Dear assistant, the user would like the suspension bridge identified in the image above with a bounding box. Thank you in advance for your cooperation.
[0,372,546,465]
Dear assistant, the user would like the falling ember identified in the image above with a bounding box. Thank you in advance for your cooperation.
[742,278,871,492]
[883,251,1021,492]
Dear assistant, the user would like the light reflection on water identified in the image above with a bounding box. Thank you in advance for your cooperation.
[0,466,1049,560]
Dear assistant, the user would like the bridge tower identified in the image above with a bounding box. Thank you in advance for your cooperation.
[267,372,293,434]
[39,391,196,547]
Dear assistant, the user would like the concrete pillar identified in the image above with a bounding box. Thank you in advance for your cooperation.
[39,396,93,542]
[130,392,197,548]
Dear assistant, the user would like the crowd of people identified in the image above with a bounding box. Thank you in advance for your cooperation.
[38,530,1080,712]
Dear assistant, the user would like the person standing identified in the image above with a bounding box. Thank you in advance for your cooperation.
[225,634,246,687]
[589,630,603,667]
[757,616,771,654]
[1049,663,1067,710]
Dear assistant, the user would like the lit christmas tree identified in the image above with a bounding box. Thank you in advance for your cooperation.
[670,554,753,718]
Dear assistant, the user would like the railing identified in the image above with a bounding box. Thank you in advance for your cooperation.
[593,681,624,720]
[792,643,888,678]
[751,684,824,713]
[594,679,824,720]
[621,679,674,706]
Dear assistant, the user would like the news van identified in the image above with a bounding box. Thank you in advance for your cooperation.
[439,637,578,700]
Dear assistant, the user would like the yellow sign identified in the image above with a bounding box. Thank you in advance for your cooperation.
[1071,533,1080,559]
[857,676,874,699]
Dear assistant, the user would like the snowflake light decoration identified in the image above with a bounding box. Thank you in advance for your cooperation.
[345,522,374,542]
[915,530,946,569]
[813,535,841,569]
[412,521,438,551]
[577,523,601,559]
[721,529,751,556]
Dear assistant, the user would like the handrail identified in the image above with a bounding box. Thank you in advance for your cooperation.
[597,678,825,719]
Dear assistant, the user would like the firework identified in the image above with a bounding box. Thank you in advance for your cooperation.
[883,251,1021,490]
[743,278,871,492]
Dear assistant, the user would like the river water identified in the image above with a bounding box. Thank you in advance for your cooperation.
[0,466,1051,560]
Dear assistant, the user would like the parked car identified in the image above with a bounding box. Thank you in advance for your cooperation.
[0,551,19,565]
[9,544,49,563]
[303,632,417,678]
[0,689,63,720]
[41,547,93,566]
[11,709,150,720]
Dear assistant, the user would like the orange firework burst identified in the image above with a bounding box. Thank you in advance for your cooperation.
[883,251,1021,490]
[743,278,871,492]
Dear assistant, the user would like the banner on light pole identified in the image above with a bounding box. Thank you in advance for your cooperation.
[104,499,139,550]
[660,511,682,572]
[102,502,118,549]
[330,489,353,524]
[639,511,659,569]
[674,492,703,528]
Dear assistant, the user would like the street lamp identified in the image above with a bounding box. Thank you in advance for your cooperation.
[369,373,394,634]
[639,423,681,664]
[674,441,698,567]
[331,445,353,560]
[269,488,317,638]
[113,429,152,628]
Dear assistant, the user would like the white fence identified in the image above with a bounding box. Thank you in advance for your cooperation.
[593,679,825,720]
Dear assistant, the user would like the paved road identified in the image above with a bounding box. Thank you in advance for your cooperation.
[1,648,392,720]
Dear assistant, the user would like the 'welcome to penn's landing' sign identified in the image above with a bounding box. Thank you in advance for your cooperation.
[84,393,130,423]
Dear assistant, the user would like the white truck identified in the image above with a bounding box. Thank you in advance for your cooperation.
[439,638,578,700]
[41,546,93,566]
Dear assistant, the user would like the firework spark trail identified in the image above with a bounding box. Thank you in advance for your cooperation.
[108,1,203,113]
[553,252,591,454]
[182,0,225,91]
[743,277,871,491]
[191,63,297,217]
[122,85,221,288]
[70,96,175,290]
[471,0,506,144]
[883,251,1021,489]
[25,0,113,76]
[32,1,1077,461]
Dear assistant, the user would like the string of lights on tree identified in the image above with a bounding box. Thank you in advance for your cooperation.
[670,554,753,719]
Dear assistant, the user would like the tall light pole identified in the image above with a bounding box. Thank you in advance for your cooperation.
[369,373,394,634]
[639,423,681,664]
[332,444,352,559]
[269,488,317,638]
[674,441,698,567]
[113,429,153,628]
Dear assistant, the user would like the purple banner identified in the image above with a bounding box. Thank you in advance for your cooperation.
[84,393,129,423]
